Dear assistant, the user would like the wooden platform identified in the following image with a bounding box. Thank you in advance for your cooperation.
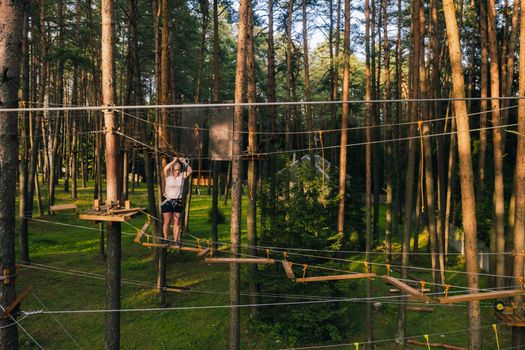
[50,204,77,213]
[383,276,431,301]
[495,312,525,327]
[204,258,275,264]
[79,207,145,222]
[438,289,525,304]
[296,273,376,283]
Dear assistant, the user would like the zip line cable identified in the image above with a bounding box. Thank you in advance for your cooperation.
[113,103,518,135]
[5,95,525,112]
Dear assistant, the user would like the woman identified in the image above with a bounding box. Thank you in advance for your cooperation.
[161,157,192,246]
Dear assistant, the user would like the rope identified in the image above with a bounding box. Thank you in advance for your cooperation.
[31,291,83,349]
[5,95,525,113]
[0,304,44,349]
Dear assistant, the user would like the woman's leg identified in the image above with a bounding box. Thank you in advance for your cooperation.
[162,212,172,241]
[173,212,182,244]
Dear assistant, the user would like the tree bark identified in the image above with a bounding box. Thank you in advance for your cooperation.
[246,1,259,317]
[19,7,30,264]
[230,0,249,347]
[486,0,506,289]
[337,0,350,235]
[101,1,121,349]
[443,0,482,347]
[0,1,23,348]
[511,0,525,345]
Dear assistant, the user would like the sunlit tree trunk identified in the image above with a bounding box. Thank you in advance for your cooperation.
[486,0,506,289]
[443,0,482,347]
[337,0,350,236]
[230,0,249,347]
[101,1,122,348]
[512,1,525,345]
[246,1,259,317]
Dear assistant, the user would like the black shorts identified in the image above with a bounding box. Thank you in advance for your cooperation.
[161,198,184,214]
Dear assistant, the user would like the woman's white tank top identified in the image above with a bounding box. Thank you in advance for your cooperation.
[165,175,183,199]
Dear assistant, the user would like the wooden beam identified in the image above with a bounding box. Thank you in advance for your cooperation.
[2,285,32,318]
[282,261,295,280]
[134,220,151,243]
[383,276,431,301]
[50,204,77,213]
[142,242,169,248]
[204,258,275,264]
[407,339,465,350]
[438,289,525,304]
[407,306,434,312]
[296,273,375,283]
[197,248,211,257]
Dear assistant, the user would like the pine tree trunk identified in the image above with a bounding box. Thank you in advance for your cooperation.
[101,1,122,348]
[19,7,31,264]
[0,1,23,348]
[486,0,506,289]
[382,0,392,263]
[337,0,350,235]
[302,0,313,155]
[246,1,259,317]
[511,1,525,345]
[443,0,481,347]
[230,0,249,347]
[477,1,488,201]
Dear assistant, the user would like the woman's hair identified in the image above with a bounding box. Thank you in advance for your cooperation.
[170,160,183,175]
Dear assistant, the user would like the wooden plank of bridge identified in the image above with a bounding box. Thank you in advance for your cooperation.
[282,261,295,280]
[2,285,32,318]
[438,289,525,304]
[296,273,376,283]
[495,312,525,327]
[134,220,151,243]
[383,276,431,301]
[50,204,77,213]
[197,247,211,257]
[407,339,465,350]
[204,258,276,264]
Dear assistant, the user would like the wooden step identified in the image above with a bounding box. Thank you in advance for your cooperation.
[204,258,275,264]
[439,289,525,304]
[296,273,376,283]
[50,204,77,213]
[383,276,431,301]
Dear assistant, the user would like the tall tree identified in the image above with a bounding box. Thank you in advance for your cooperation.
[246,0,259,316]
[443,0,482,347]
[512,0,525,345]
[230,0,249,347]
[0,1,23,348]
[487,0,506,288]
[19,4,31,264]
[337,0,350,235]
[101,0,122,348]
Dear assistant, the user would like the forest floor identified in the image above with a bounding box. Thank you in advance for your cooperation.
[14,180,511,349]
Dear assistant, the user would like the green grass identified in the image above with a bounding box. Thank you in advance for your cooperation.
[14,180,510,349]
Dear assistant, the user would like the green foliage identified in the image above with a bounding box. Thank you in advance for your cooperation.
[255,158,364,345]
